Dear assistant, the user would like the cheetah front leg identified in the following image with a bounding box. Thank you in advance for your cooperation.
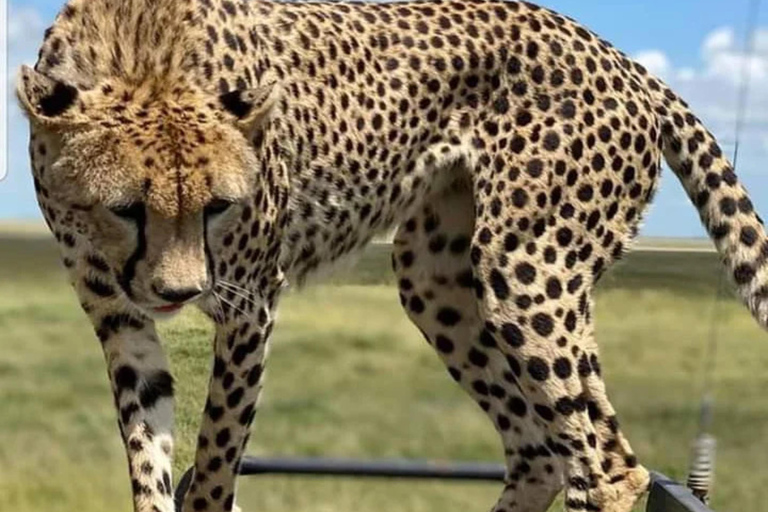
[179,292,276,512]
[71,259,177,512]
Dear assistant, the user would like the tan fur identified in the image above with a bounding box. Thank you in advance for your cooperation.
[18,1,768,512]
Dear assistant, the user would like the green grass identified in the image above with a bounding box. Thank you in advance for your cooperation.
[1,234,767,512]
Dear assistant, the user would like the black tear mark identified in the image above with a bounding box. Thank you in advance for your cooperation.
[219,90,252,119]
[118,205,147,299]
[39,81,78,117]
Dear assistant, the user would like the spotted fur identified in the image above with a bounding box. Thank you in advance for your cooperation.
[17,1,768,511]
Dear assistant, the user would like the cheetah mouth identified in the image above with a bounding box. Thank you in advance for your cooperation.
[141,291,211,319]
[152,304,185,314]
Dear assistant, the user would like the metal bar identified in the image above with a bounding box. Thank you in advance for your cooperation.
[174,456,505,511]
[647,472,718,512]
[175,460,718,512]
[239,456,507,481]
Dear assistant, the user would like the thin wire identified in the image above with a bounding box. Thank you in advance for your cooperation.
[701,0,761,416]
[733,0,762,172]
[689,1,762,501]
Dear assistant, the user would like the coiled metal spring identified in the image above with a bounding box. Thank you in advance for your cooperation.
[686,432,716,503]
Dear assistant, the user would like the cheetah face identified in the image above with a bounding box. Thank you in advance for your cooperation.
[16,66,280,317]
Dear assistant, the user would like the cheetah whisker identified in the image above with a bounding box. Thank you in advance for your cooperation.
[215,282,262,309]
[209,293,227,324]
[212,289,250,318]
[217,280,257,298]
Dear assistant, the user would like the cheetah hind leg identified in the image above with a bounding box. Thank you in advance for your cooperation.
[468,226,649,511]
[392,182,565,512]
[575,315,652,511]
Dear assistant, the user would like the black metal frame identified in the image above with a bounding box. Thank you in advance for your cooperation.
[174,456,716,512]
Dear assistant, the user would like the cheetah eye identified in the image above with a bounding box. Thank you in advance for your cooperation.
[205,199,235,217]
[108,202,145,221]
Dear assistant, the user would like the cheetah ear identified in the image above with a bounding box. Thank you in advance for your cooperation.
[218,79,280,134]
[16,65,84,128]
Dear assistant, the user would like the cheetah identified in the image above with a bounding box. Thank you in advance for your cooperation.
[16,0,768,511]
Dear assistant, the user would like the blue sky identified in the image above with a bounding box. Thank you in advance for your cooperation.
[3,0,768,238]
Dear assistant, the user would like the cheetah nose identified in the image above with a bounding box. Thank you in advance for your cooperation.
[152,284,204,304]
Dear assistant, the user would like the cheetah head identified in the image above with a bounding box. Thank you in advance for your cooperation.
[16,66,280,317]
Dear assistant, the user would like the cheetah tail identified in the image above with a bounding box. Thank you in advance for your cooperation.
[654,84,768,329]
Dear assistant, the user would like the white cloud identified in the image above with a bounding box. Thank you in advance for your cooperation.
[634,26,768,128]
[677,68,696,81]
[7,6,47,95]
[703,27,735,55]
[8,6,46,42]
[634,50,671,80]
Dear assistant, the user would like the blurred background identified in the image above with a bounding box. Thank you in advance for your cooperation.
[3,1,768,511]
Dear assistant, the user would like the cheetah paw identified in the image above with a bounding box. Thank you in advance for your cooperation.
[591,466,651,512]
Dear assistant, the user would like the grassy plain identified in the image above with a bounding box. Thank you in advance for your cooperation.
[1,233,767,512]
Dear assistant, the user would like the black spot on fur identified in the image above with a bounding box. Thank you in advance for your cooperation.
[227,387,244,408]
[436,307,461,326]
[96,314,145,343]
[507,396,527,417]
[534,404,555,421]
[527,357,550,381]
[115,365,138,392]
[220,90,253,118]
[734,263,756,285]
[38,80,78,117]
[84,277,116,298]
[139,371,174,408]
[121,403,139,425]
[490,269,510,299]
[216,428,231,448]
[500,322,525,347]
